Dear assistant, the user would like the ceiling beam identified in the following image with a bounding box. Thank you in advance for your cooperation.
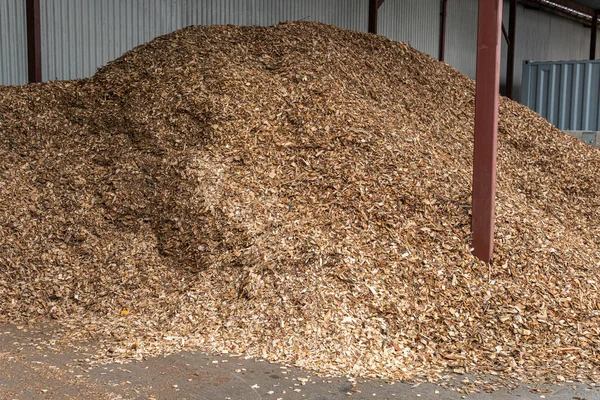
[543,0,595,16]
[518,0,598,25]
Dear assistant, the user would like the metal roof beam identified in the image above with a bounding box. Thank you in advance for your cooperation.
[544,0,595,16]
[519,0,598,25]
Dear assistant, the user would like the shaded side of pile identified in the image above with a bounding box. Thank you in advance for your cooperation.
[1,22,600,384]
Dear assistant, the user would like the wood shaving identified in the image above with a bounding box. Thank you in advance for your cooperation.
[1,22,600,386]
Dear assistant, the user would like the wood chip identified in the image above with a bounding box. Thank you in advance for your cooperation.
[1,22,600,388]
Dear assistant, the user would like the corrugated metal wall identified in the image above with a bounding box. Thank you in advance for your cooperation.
[1,0,600,105]
[378,0,440,59]
[32,0,439,82]
[446,0,479,80]
[510,2,598,102]
[41,0,191,80]
[0,0,28,85]
[180,0,367,30]
[522,60,600,131]
[444,0,599,103]
[40,0,367,81]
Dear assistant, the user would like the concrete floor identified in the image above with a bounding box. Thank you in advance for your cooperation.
[0,323,598,400]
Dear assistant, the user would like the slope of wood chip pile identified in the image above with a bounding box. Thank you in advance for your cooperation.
[1,22,600,385]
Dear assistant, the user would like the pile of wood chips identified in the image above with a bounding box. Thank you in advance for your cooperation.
[1,22,600,385]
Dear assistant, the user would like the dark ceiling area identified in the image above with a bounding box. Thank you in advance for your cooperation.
[571,0,600,10]
[520,0,600,25]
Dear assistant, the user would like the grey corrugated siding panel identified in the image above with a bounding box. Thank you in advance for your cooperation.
[41,0,192,81]
[522,60,600,131]
[201,0,367,30]
[444,0,508,94]
[378,0,439,59]
[444,0,595,103]
[40,0,367,81]
[445,0,478,81]
[0,0,28,86]
[511,3,593,102]
[18,0,600,91]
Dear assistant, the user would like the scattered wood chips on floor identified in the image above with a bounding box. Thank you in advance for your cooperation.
[1,22,600,387]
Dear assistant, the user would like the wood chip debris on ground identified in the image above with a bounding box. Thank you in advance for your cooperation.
[1,22,600,387]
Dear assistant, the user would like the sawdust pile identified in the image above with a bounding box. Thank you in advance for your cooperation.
[1,22,600,384]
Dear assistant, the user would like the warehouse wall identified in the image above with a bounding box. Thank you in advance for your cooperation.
[3,0,440,83]
[445,0,599,102]
[1,0,599,105]
[445,0,478,81]
[378,0,440,59]
[521,60,600,131]
[41,0,191,80]
[508,1,598,102]
[0,0,27,85]
[40,0,367,81]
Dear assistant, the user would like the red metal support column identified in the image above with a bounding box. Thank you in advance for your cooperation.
[368,0,385,35]
[439,0,448,61]
[506,0,517,99]
[472,0,503,262]
[591,10,598,60]
[26,0,42,83]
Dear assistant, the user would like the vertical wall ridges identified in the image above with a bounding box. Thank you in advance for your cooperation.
[1,0,599,96]
[378,0,439,59]
[33,0,369,82]
[522,60,600,132]
[1,0,28,85]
